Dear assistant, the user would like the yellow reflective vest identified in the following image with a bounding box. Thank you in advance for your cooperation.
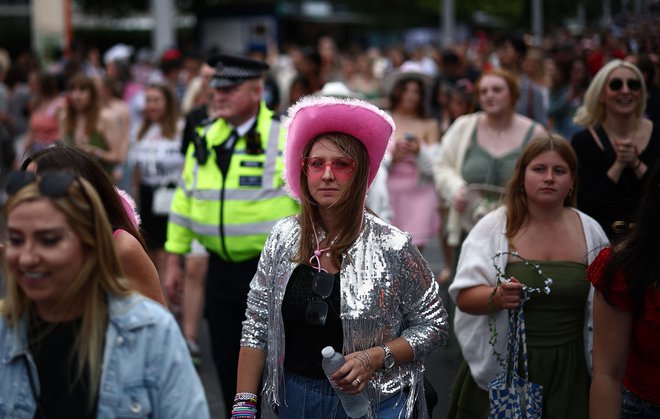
[165,103,299,262]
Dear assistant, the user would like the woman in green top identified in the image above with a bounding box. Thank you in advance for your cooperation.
[59,73,122,176]
[434,69,546,252]
[446,136,608,418]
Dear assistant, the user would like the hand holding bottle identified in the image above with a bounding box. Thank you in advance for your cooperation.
[321,347,370,418]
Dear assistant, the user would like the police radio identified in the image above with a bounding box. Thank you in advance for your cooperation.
[193,117,217,165]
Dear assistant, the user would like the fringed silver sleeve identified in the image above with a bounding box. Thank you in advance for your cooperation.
[240,212,448,419]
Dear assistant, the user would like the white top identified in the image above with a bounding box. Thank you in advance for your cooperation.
[132,122,184,186]
[433,113,481,246]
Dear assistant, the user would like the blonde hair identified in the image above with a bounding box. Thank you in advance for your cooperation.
[294,133,370,268]
[504,135,578,240]
[573,60,647,127]
[1,175,131,408]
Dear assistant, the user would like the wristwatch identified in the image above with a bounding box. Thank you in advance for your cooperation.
[380,344,395,369]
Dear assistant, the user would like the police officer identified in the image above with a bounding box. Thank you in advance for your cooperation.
[164,54,299,415]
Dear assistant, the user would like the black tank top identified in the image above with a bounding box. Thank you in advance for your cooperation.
[282,264,343,378]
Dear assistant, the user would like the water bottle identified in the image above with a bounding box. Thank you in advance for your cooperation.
[321,346,370,418]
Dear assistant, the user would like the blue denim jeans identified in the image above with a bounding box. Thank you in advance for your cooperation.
[279,370,408,419]
[622,387,660,419]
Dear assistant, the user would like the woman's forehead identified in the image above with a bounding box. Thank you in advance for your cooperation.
[309,138,345,155]
[480,75,507,87]
[8,198,68,230]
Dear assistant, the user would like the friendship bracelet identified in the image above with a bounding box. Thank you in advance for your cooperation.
[231,395,258,419]
[234,392,258,402]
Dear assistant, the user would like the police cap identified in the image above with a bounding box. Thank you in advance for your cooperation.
[208,54,270,88]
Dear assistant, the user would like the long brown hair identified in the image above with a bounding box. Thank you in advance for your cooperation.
[294,132,370,268]
[137,84,180,141]
[504,135,578,240]
[62,73,101,139]
[389,76,427,117]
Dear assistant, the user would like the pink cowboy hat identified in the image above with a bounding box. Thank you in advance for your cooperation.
[283,95,395,200]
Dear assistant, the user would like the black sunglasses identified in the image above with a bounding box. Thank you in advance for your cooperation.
[608,77,642,92]
[305,271,336,326]
[6,170,77,198]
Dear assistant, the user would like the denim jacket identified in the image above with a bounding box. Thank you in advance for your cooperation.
[0,294,210,418]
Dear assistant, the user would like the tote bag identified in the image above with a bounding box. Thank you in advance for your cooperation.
[487,305,543,419]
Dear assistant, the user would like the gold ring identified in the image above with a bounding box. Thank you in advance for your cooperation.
[354,377,361,385]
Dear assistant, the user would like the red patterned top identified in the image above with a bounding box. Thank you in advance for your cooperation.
[588,247,660,405]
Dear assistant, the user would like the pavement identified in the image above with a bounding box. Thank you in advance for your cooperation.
[194,234,461,419]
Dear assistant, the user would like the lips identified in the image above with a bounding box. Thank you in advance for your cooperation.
[615,96,634,103]
[22,271,47,280]
[19,271,49,290]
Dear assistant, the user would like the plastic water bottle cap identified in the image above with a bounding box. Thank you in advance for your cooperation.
[321,346,335,358]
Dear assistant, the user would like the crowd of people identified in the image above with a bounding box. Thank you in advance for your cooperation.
[0,12,659,419]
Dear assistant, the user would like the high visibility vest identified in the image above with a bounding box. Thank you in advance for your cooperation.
[165,103,299,262]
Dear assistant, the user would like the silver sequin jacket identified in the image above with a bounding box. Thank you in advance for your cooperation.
[240,211,448,418]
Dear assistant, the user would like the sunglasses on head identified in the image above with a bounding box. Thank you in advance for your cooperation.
[301,157,356,180]
[305,271,336,326]
[6,170,77,198]
[608,77,642,92]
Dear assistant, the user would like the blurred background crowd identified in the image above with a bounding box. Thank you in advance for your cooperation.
[2,7,660,249]
[1,6,659,183]
[1,2,660,417]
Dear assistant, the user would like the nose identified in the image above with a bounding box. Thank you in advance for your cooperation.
[17,245,40,268]
[543,170,554,182]
[321,163,334,180]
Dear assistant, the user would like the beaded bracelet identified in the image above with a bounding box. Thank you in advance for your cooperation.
[234,392,258,402]
[232,392,258,418]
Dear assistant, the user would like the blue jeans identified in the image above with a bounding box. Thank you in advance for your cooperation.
[622,387,660,419]
[279,370,408,419]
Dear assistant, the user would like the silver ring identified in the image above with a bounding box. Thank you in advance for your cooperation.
[354,377,361,385]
